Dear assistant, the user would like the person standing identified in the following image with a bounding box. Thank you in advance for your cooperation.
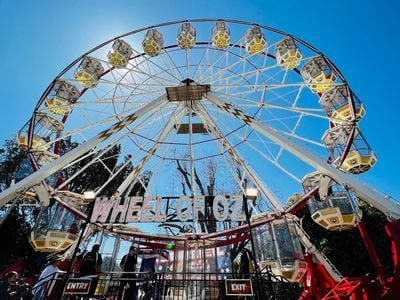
[119,246,138,300]
[239,248,253,278]
[80,244,102,277]
[0,271,30,300]
[79,243,102,298]
[32,255,65,299]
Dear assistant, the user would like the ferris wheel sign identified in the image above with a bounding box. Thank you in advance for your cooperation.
[90,195,246,223]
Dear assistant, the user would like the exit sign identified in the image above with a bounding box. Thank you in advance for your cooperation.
[225,279,254,296]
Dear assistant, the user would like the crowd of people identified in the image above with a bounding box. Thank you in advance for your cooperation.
[0,243,145,300]
[1,244,253,299]
[0,271,30,300]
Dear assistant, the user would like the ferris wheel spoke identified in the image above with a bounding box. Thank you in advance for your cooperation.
[203,54,310,86]
[242,137,302,183]
[159,49,186,81]
[191,42,214,81]
[198,49,250,83]
[124,59,179,86]
[56,142,122,192]
[87,55,176,91]
[205,91,400,218]
[99,75,164,95]
[196,105,283,210]
[140,134,185,196]
[0,94,169,208]
[198,48,265,85]
[115,108,187,196]
[213,82,309,90]
[129,47,182,84]
[206,95,327,150]
[195,47,232,83]
[195,29,252,83]
[212,92,328,135]
[57,103,176,192]
[61,107,182,197]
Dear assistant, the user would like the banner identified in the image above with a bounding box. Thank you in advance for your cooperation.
[90,195,245,223]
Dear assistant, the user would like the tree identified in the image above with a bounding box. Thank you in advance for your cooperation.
[163,159,249,264]
[0,137,151,273]
[0,140,35,270]
[0,139,26,192]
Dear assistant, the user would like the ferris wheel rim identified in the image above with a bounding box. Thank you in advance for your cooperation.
[32,18,347,114]
[12,18,380,240]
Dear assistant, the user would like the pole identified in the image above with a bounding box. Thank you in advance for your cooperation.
[243,179,261,299]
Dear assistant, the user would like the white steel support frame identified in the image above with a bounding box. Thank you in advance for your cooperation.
[0,95,169,209]
[0,198,20,226]
[195,107,284,211]
[205,91,400,220]
[196,105,341,281]
[294,222,342,281]
[115,107,187,196]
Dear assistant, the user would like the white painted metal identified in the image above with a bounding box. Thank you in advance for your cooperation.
[197,105,342,279]
[0,95,168,209]
[295,222,342,281]
[115,107,187,196]
[195,108,284,211]
[205,91,400,219]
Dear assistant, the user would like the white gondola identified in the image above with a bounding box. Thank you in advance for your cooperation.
[45,79,80,115]
[74,56,104,88]
[251,212,306,282]
[245,26,266,55]
[320,84,366,123]
[107,39,132,68]
[30,203,81,252]
[302,171,360,230]
[13,158,38,201]
[275,36,302,70]
[143,28,164,56]
[177,23,196,49]
[322,126,377,174]
[17,112,63,152]
[212,21,230,49]
[301,56,337,93]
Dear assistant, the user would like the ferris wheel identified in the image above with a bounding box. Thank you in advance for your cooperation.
[1,19,400,297]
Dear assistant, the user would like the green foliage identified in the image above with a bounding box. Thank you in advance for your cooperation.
[58,137,121,195]
[0,139,26,191]
[0,208,35,270]
[287,193,302,207]
[58,138,151,197]
[0,137,151,273]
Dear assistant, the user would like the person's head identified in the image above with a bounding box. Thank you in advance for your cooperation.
[5,271,18,283]
[240,247,247,254]
[129,246,137,255]
[92,243,100,252]
[47,254,63,265]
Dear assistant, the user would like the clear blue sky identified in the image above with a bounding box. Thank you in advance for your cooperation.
[0,0,399,201]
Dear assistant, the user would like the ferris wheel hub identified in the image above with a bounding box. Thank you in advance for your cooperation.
[166,80,210,102]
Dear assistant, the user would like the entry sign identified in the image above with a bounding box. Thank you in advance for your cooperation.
[64,278,92,295]
[225,279,254,296]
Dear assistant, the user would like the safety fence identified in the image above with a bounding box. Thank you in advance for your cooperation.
[30,270,302,299]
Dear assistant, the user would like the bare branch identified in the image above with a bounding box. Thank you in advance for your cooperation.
[176,160,191,193]
[194,168,205,195]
